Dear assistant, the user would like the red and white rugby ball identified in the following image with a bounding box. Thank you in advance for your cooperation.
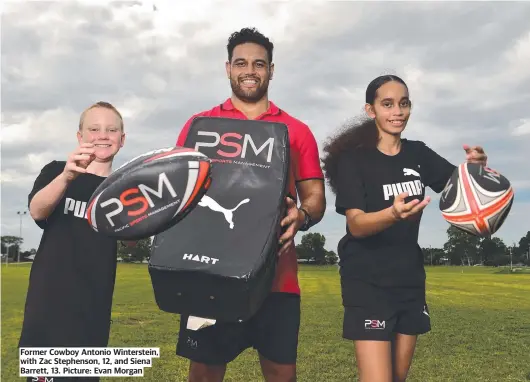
[87,146,212,240]
[439,163,514,237]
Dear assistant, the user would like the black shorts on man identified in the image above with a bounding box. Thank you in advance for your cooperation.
[176,292,300,365]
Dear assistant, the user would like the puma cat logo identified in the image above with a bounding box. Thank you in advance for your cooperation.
[403,168,420,177]
[198,195,250,229]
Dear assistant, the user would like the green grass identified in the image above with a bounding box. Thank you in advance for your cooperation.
[2,264,530,381]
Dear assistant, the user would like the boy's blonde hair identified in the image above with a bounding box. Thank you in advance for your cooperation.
[78,101,124,131]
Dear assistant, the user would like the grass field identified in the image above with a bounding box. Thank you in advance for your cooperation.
[2,264,530,381]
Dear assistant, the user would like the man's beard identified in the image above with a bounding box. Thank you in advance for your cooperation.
[230,76,269,103]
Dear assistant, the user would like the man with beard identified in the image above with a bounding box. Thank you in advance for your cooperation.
[174,27,326,382]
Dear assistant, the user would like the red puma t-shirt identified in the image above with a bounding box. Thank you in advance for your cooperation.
[176,98,324,295]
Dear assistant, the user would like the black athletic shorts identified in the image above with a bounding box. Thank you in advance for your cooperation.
[341,278,430,341]
[343,303,431,341]
[176,292,300,365]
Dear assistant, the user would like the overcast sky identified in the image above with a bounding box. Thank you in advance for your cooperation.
[2,1,529,254]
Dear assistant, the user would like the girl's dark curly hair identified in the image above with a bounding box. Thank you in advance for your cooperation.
[321,75,408,194]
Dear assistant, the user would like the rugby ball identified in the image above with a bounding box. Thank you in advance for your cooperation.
[87,146,212,240]
[439,163,514,237]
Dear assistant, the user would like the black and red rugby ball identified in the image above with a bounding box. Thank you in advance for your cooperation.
[439,162,514,237]
[87,146,212,240]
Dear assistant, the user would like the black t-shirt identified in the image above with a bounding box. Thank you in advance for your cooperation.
[19,161,118,348]
[335,139,455,296]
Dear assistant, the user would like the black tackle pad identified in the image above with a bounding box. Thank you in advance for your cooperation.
[148,117,290,322]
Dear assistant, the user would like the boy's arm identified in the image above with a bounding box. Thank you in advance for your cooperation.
[30,143,95,222]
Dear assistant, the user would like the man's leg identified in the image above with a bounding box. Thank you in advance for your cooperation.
[176,315,251,382]
[258,355,296,382]
[188,362,226,382]
[253,293,300,382]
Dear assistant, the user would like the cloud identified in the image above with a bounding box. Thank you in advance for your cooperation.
[511,119,530,136]
[2,1,530,254]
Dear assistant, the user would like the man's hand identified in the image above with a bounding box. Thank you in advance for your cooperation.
[278,197,304,256]
[276,179,325,256]
[63,143,96,182]
[463,144,487,166]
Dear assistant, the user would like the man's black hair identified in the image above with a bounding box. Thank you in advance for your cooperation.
[227,27,274,64]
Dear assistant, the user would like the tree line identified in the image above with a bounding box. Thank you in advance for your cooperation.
[295,228,530,267]
[2,228,529,267]
[0,236,153,264]
[423,227,530,267]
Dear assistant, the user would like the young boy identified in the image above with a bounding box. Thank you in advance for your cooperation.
[19,102,127,381]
